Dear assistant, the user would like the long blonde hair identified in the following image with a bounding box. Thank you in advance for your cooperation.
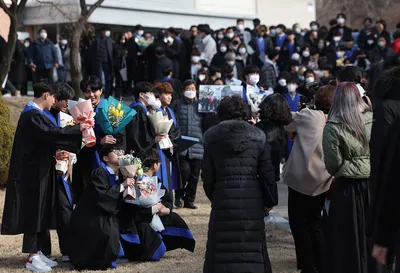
[328,82,370,147]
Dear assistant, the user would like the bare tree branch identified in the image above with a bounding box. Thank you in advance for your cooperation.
[0,0,14,19]
[79,0,88,15]
[35,0,76,22]
[86,0,105,18]
[17,0,28,19]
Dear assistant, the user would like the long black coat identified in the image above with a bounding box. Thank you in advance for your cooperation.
[202,120,277,273]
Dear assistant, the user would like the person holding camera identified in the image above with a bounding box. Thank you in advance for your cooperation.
[283,85,335,273]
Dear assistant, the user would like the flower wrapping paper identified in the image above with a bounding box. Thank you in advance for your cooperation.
[148,111,173,149]
[68,99,96,147]
[56,112,77,176]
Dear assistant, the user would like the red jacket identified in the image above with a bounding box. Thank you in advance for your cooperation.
[393,38,400,53]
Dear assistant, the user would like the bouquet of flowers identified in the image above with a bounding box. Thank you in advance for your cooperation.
[246,85,274,113]
[55,112,77,176]
[148,111,173,149]
[119,154,144,200]
[96,96,136,135]
[124,176,166,232]
[68,99,96,147]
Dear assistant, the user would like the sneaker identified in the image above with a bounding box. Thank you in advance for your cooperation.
[184,201,198,209]
[25,255,52,273]
[61,255,70,262]
[38,252,58,268]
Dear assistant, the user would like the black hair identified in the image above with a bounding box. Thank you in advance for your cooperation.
[309,21,320,27]
[217,96,249,121]
[80,76,102,93]
[209,66,221,76]
[134,24,143,31]
[364,17,372,24]
[99,144,116,162]
[54,82,75,101]
[304,69,315,78]
[139,149,161,170]
[253,18,260,25]
[329,19,337,26]
[133,82,154,100]
[236,18,244,23]
[33,79,55,98]
[376,19,387,29]
[190,25,197,30]
[182,79,196,90]
[337,13,346,19]
[162,66,173,77]
[213,78,224,84]
[156,31,166,40]
[267,50,279,60]
[372,66,400,100]
[155,46,165,56]
[258,93,293,125]
[224,64,234,74]
[244,65,260,76]
[287,77,299,84]
[337,66,362,84]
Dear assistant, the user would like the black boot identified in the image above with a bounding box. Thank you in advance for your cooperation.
[184,201,198,209]
[174,198,183,208]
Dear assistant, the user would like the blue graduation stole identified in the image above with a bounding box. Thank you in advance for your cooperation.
[160,77,172,83]
[43,109,60,127]
[129,101,148,114]
[22,102,42,113]
[284,92,300,155]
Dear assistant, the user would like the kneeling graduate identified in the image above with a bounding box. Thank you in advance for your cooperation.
[69,146,134,270]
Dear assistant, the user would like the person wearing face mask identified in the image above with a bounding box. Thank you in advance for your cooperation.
[376,19,391,46]
[326,13,352,43]
[285,59,301,79]
[298,69,316,103]
[274,71,291,95]
[242,65,261,101]
[28,27,59,83]
[8,37,29,96]
[335,46,347,67]
[357,17,379,50]
[155,46,173,81]
[159,66,183,101]
[249,25,274,67]
[234,18,254,55]
[215,29,225,43]
[224,64,242,86]
[307,48,320,71]
[189,48,202,81]
[236,43,256,68]
[292,23,305,48]
[278,30,300,70]
[369,36,395,65]
[91,26,114,98]
[166,27,188,82]
[208,67,222,84]
[326,30,343,67]
[211,42,228,70]
[113,34,129,98]
[142,31,169,83]
[126,82,165,157]
[273,24,287,51]
[196,68,209,89]
[172,80,204,209]
[222,51,243,81]
[301,48,311,68]
[269,26,277,38]
[54,38,66,83]
[342,34,358,61]
[303,21,319,42]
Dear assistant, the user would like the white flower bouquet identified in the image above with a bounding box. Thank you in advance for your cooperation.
[148,111,173,149]
[119,154,144,200]
[124,176,166,232]
[55,112,77,176]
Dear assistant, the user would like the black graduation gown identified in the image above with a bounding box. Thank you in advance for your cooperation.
[1,105,82,235]
[69,166,122,270]
[118,180,195,262]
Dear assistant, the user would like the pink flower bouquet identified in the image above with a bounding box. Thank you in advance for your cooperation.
[68,99,96,147]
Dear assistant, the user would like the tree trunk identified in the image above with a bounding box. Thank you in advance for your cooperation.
[0,16,17,90]
[70,19,86,99]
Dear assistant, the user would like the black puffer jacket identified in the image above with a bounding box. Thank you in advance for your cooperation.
[174,99,204,160]
[202,120,277,273]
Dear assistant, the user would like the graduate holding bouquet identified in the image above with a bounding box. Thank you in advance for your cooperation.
[68,98,96,147]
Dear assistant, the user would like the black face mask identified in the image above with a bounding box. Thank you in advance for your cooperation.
[226,74,234,79]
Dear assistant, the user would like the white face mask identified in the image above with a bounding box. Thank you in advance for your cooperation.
[337,18,345,24]
[184,90,196,99]
[198,74,206,81]
[270,29,276,35]
[239,48,246,54]
[295,27,302,34]
[138,30,144,36]
[39,32,47,40]
[276,28,282,34]
[226,33,234,39]
[227,61,235,67]
[278,79,287,86]
[378,41,386,47]
[306,77,315,83]
[311,25,318,31]
[367,39,374,45]
[249,74,260,85]
[302,51,310,58]
[318,43,324,50]
[288,84,297,92]
[141,93,156,106]
[237,24,245,31]
[333,36,341,42]
[61,39,68,45]
[294,66,299,72]
[24,42,30,48]
[151,100,162,110]
[220,46,227,53]
[218,34,224,40]
[291,53,300,61]
[164,38,168,43]
[105,31,111,37]
[300,31,306,37]
[337,51,345,58]
[191,56,201,63]
[121,40,126,44]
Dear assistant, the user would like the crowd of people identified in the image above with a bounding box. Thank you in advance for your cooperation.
[1,13,400,273]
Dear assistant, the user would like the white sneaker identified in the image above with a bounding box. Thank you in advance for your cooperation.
[25,255,52,273]
[61,255,70,262]
[38,252,58,268]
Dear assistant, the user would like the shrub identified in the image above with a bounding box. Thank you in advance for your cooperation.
[0,94,14,187]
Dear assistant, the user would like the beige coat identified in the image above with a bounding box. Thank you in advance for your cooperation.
[283,108,333,196]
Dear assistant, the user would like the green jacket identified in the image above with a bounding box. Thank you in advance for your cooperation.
[323,111,373,179]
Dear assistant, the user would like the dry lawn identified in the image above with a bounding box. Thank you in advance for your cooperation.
[0,98,298,273]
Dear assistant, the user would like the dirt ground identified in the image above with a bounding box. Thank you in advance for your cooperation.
[0,97,298,273]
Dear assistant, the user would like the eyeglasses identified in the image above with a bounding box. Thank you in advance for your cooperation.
[112,150,125,156]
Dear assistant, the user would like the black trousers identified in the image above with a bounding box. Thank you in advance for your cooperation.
[56,177,74,255]
[288,187,326,273]
[22,230,51,255]
[34,69,53,83]
[175,155,201,203]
